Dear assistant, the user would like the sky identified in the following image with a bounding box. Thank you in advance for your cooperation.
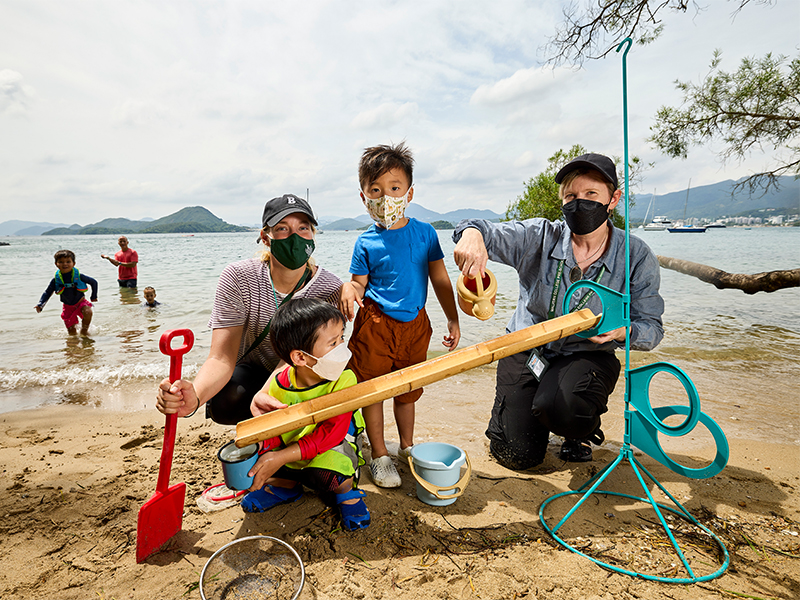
[1,0,798,227]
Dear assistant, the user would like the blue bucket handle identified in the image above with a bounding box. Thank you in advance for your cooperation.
[407,453,472,500]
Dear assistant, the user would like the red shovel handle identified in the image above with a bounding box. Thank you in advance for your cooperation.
[156,329,195,494]
[159,329,195,383]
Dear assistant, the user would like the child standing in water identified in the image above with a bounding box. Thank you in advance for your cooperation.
[243,298,369,531]
[35,249,98,336]
[339,142,461,488]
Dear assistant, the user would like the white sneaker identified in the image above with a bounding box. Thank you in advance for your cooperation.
[369,455,401,488]
[397,445,413,461]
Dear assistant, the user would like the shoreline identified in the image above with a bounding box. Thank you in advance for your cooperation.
[1,365,799,599]
[4,347,798,447]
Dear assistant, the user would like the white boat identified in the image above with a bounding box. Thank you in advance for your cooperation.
[640,190,671,231]
[644,215,672,231]
[644,216,671,231]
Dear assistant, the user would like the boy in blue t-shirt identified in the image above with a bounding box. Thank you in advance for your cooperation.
[339,142,461,488]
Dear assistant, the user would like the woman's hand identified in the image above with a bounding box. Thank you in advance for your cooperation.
[587,326,626,345]
[251,388,288,416]
[453,228,488,278]
[156,377,199,417]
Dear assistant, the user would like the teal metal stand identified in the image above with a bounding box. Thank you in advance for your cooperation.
[538,38,730,583]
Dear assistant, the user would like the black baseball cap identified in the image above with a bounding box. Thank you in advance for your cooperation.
[261,194,318,228]
[554,153,618,188]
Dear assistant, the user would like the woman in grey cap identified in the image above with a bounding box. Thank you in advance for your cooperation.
[156,194,342,424]
[452,153,664,467]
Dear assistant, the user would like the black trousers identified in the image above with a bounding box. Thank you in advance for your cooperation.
[205,362,271,425]
[485,350,620,470]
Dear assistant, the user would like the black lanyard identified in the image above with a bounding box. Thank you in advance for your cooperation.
[547,260,606,320]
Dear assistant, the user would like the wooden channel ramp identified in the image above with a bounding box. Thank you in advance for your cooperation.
[235,309,601,447]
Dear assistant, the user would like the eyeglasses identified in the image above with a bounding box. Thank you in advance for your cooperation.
[569,266,583,283]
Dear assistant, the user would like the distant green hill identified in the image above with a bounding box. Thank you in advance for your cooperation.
[42,206,250,235]
[430,220,454,229]
[89,217,150,231]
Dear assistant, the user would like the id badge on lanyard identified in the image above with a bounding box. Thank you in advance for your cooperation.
[526,348,549,381]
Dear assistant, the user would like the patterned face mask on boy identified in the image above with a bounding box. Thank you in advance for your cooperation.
[362,188,412,229]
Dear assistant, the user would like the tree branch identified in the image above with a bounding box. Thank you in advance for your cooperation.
[657,256,800,294]
[648,52,800,194]
[731,159,800,195]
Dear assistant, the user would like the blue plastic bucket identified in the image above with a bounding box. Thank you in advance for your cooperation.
[217,440,259,491]
[408,442,471,506]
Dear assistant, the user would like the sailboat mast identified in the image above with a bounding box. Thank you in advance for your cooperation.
[642,189,656,227]
[683,178,691,222]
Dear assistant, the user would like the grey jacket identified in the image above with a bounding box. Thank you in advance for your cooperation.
[453,218,664,356]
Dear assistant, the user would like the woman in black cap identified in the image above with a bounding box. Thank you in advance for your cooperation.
[156,194,342,424]
[452,153,664,468]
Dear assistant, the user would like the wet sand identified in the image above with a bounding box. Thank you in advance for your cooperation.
[1,361,799,600]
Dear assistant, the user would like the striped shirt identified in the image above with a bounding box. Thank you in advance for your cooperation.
[209,259,342,369]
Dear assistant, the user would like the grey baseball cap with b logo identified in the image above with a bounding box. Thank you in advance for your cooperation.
[261,194,318,228]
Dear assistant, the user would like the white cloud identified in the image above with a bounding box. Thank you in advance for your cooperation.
[112,98,170,127]
[350,102,422,130]
[471,66,577,107]
[0,69,36,116]
[0,0,796,225]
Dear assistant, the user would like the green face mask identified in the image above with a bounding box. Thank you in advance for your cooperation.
[269,233,315,270]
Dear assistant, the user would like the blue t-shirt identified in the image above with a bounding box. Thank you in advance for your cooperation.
[349,218,444,322]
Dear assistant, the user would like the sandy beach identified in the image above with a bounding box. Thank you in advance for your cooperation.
[1,363,799,600]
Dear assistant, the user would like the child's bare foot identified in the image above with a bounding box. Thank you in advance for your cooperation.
[80,327,90,336]
[67,326,78,335]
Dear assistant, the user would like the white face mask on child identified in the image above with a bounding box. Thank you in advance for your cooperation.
[362,188,412,229]
[304,343,352,381]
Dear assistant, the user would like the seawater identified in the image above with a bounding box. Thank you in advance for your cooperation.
[1,227,798,416]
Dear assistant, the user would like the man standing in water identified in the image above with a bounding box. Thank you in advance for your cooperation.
[101,236,138,288]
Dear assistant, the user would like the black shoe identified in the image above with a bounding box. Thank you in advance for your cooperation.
[559,439,593,462]
[586,426,605,446]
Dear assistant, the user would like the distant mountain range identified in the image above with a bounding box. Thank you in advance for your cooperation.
[319,204,504,230]
[630,176,799,221]
[36,207,250,235]
[2,177,796,236]
[0,220,73,236]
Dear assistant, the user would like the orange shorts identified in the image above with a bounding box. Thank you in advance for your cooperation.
[347,298,432,404]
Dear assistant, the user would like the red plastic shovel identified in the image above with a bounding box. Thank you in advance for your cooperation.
[136,328,195,563]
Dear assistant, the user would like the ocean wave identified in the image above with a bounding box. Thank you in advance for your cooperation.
[0,362,201,389]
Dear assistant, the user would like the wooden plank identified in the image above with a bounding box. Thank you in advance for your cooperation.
[235,309,601,447]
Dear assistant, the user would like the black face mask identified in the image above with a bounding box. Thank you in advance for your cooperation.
[561,198,610,235]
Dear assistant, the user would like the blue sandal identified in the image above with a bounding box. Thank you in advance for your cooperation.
[335,488,370,531]
[241,484,302,513]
